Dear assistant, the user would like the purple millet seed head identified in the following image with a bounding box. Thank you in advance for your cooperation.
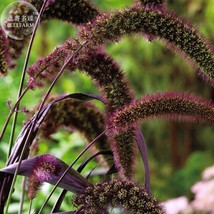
[110,92,214,132]
[80,5,214,87]
[29,0,99,24]
[74,179,164,213]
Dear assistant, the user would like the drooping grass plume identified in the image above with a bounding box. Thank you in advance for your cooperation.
[3,0,142,178]
[30,0,99,24]
[74,179,163,213]
[80,5,214,86]
[27,44,137,178]
[32,95,111,158]
[27,42,133,111]
[26,3,214,178]
[110,92,214,131]
[76,49,137,178]
[27,39,86,89]
[0,154,91,200]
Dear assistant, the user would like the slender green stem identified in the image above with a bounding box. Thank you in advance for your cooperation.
[19,177,27,214]
[7,0,49,157]
[38,128,109,214]
[0,87,28,151]
[28,200,33,214]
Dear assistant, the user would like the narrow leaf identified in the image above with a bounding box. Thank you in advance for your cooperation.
[66,93,105,104]
[7,93,104,165]
[136,125,150,194]
[51,189,67,214]
[0,154,91,196]
[77,151,113,173]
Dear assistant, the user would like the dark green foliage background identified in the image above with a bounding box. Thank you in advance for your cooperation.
[0,0,214,213]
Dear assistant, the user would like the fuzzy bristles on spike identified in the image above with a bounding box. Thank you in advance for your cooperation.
[28,154,61,200]
[27,42,133,111]
[138,0,166,8]
[74,179,164,213]
[80,6,214,86]
[110,92,214,131]
[141,0,165,4]
[0,29,7,75]
[0,27,13,75]
[27,44,71,88]
[29,0,99,24]
[76,49,133,112]
[74,48,137,178]
[108,128,137,179]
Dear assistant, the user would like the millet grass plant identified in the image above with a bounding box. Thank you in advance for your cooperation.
[0,0,214,213]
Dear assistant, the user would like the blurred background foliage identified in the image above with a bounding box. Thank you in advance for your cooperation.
[0,0,214,213]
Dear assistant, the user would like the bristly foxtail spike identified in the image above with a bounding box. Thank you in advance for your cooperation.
[76,48,138,179]
[26,39,79,89]
[0,31,7,75]
[75,48,133,111]
[74,179,164,213]
[0,27,14,75]
[80,5,214,87]
[107,127,137,179]
[29,0,99,24]
[110,92,214,132]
